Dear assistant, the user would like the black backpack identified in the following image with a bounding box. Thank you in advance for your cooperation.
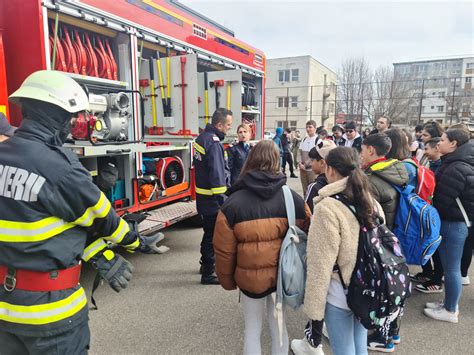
[332,194,411,336]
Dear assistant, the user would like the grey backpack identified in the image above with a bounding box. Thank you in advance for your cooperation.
[276,185,308,311]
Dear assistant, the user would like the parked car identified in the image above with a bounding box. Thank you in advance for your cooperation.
[264,131,275,140]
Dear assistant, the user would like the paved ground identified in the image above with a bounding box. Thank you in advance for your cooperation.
[84,177,474,354]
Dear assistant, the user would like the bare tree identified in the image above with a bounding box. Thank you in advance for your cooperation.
[337,57,371,127]
[365,66,416,125]
[445,81,473,125]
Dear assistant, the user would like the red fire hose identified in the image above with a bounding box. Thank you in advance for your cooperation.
[62,26,78,74]
[84,32,99,77]
[95,36,112,80]
[49,33,67,72]
[73,29,87,75]
[105,39,118,80]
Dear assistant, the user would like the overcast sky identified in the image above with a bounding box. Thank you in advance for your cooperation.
[180,0,474,72]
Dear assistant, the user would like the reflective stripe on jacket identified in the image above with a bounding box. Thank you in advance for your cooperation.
[0,120,137,336]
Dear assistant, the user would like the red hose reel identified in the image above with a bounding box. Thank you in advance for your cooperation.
[155,157,185,189]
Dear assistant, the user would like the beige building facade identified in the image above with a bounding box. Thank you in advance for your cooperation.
[265,55,337,132]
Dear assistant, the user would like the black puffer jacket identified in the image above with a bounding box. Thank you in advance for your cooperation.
[433,142,474,221]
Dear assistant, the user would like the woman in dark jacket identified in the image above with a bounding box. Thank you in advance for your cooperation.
[424,128,474,324]
[214,140,311,355]
[227,124,251,185]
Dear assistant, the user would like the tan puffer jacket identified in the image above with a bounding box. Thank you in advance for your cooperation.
[303,177,384,320]
[214,170,311,298]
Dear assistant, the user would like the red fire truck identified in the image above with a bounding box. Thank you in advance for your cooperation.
[0,0,266,235]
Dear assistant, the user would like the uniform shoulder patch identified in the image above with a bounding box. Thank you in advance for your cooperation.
[212,136,220,142]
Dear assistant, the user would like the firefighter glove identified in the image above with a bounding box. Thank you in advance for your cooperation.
[91,249,134,292]
[138,232,164,254]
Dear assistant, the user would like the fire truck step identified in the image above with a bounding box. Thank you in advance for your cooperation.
[138,200,197,235]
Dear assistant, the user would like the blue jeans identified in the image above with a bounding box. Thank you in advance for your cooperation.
[438,220,469,312]
[325,303,368,355]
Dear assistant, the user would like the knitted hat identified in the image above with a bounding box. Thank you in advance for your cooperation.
[315,139,337,159]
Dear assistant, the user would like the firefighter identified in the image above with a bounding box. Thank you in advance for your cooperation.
[194,108,232,285]
[0,70,145,354]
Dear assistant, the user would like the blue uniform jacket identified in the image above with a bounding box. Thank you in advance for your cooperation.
[193,124,229,215]
[227,142,250,185]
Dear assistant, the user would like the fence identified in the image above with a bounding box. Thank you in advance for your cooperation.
[265,76,474,131]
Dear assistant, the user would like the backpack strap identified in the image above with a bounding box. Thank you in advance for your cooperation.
[282,185,296,227]
[456,197,472,227]
[330,193,357,290]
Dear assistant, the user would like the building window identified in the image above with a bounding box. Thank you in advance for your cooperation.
[291,69,299,81]
[276,120,297,130]
[192,24,207,40]
[290,96,298,108]
[440,63,447,70]
[422,106,425,113]
[466,77,472,83]
[437,105,444,113]
[467,63,474,69]
[278,70,290,82]
[438,91,445,98]
[431,106,435,109]
[277,97,288,108]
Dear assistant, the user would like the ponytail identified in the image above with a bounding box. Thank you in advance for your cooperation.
[325,147,376,228]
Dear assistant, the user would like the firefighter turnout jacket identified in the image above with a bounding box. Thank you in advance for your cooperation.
[0,120,139,337]
[193,124,229,216]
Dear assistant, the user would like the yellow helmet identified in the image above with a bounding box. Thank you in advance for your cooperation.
[9,70,89,113]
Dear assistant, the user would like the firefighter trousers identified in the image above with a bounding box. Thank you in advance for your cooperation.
[200,213,218,268]
[0,321,90,355]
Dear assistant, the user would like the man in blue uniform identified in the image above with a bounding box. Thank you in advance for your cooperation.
[193,108,232,284]
[0,70,145,354]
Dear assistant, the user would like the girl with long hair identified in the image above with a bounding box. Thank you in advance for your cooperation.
[214,140,311,354]
[300,147,384,355]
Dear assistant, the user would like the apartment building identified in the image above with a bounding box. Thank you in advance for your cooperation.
[265,56,337,131]
[393,56,474,125]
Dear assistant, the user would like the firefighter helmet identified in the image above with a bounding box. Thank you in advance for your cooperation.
[9,70,89,113]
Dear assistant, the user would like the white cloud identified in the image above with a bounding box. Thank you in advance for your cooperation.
[180,0,474,71]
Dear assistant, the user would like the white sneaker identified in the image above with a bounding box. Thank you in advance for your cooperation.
[423,307,458,323]
[425,301,459,313]
[461,276,470,285]
[291,338,324,355]
[425,300,443,309]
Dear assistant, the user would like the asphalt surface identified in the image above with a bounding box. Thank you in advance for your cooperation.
[84,177,474,355]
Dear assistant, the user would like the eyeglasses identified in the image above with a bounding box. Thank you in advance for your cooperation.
[346,129,355,133]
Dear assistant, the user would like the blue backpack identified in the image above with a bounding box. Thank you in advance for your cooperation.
[392,185,442,265]
[276,185,307,311]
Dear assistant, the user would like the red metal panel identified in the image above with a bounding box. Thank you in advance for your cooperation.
[0,31,9,119]
[2,0,47,126]
[80,0,265,72]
